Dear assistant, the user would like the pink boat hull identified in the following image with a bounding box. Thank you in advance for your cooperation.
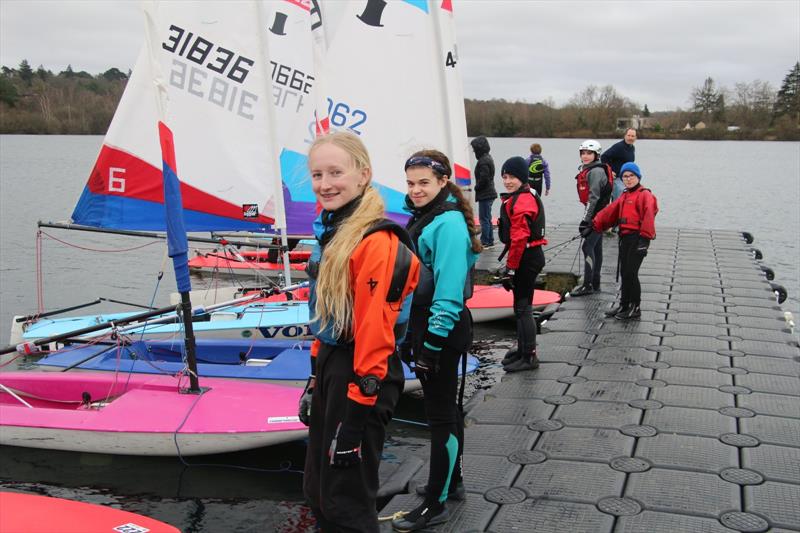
[0,372,307,456]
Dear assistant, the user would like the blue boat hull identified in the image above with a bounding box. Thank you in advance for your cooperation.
[34,339,480,393]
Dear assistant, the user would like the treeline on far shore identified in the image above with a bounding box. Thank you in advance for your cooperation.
[1,60,798,141]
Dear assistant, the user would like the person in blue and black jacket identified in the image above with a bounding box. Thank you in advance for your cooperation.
[391,149,481,532]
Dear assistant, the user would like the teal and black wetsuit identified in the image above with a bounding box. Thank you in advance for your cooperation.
[404,189,478,508]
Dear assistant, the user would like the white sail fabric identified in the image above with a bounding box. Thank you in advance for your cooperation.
[73,0,472,235]
[74,1,288,231]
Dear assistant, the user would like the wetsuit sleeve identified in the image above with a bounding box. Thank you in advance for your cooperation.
[638,191,658,240]
[592,197,622,232]
[583,167,607,223]
[348,230,420,406]
[543,158,551,190]
[507,195,536,270]
[420,212,471,338]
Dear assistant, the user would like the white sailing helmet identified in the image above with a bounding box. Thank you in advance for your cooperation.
[579,139,602,155]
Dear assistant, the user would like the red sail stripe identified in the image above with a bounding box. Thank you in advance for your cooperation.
[87,144,275,225]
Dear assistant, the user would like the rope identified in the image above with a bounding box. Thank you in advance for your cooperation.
[570,237,583,275]
[38,230,161,253]
[542,235,579,253]
[0,353,23,369]
[170,375,304,474]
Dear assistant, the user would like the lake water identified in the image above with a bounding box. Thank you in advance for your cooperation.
[0,135,798,531]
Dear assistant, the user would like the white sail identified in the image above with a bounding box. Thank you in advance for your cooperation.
[73,0,472,235]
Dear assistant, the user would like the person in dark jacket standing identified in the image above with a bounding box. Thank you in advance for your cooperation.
[391,149,480,532]
[583,162,658,320]
[493,157,547,372]
[572,140,613,296]
[470,136,497,247]
[601,128,637,201]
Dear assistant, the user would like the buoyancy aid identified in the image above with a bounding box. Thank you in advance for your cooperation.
[528,155,545,188]
[617,187,658,237]
[306,217,415,347]
[406,201,474,307]
[575,161,614,206]
[498,188,546,245]
[592,185,658,239]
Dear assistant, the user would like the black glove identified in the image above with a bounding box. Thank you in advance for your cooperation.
[491,265,515,291]
[329,400,372,468]
[298,375,315,426]
[637,237,650,256]
[579,220,594,237]
[414,331,447,377]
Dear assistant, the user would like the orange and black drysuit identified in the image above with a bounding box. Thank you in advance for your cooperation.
[592,184,658,307]
[302,198,420,533]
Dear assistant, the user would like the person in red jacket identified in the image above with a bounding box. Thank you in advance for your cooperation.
[493,156,547,371]
[299,131,420,532]
[583,162,658,320]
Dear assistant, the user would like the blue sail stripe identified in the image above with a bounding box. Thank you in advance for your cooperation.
[71,187,273,232]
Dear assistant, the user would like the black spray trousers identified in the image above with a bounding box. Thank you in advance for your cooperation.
[303,343,403,533]
[618,233,646,306]
[512,246,545,353]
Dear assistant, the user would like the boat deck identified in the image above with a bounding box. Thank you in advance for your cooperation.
[380,226,799,532]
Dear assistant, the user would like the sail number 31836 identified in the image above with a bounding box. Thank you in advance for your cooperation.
[162,25,253,83]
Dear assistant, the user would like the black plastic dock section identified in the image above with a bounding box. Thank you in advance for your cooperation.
[381,227,800,532]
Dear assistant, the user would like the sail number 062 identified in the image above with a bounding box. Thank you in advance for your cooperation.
[327,98,367,133]
[162,25,253,84]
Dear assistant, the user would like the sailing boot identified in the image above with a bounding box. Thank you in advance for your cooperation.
[501,348,520,367]
[615,304,641,321]
[505,303,538,373]
[570,284,593,297]
[504,349,540,373]
[605,303,629,317]
[391,501,449,532]
[415,480,466,501]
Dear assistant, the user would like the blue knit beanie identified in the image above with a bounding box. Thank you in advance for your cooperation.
[501,156,529,184]
[619,162,642,180]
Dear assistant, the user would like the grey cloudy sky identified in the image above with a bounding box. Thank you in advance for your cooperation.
[1,0,798,111]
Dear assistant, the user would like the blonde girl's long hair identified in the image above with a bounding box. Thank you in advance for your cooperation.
[310,131,386,339]
[409,149,483,254]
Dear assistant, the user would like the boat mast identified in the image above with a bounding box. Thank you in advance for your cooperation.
[256,1,292,286]
[142,0,200,393]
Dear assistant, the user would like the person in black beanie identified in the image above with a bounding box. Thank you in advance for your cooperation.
[493,157,547,372]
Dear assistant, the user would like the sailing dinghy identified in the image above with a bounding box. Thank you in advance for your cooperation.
[188,248,310,278]
[0,371,306,456]
[32,339,480,393]
[468,285,562,322]
[0,492,181,533]
[1,2,313,455]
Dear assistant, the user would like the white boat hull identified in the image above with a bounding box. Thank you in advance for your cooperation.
[0,425,308,456]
